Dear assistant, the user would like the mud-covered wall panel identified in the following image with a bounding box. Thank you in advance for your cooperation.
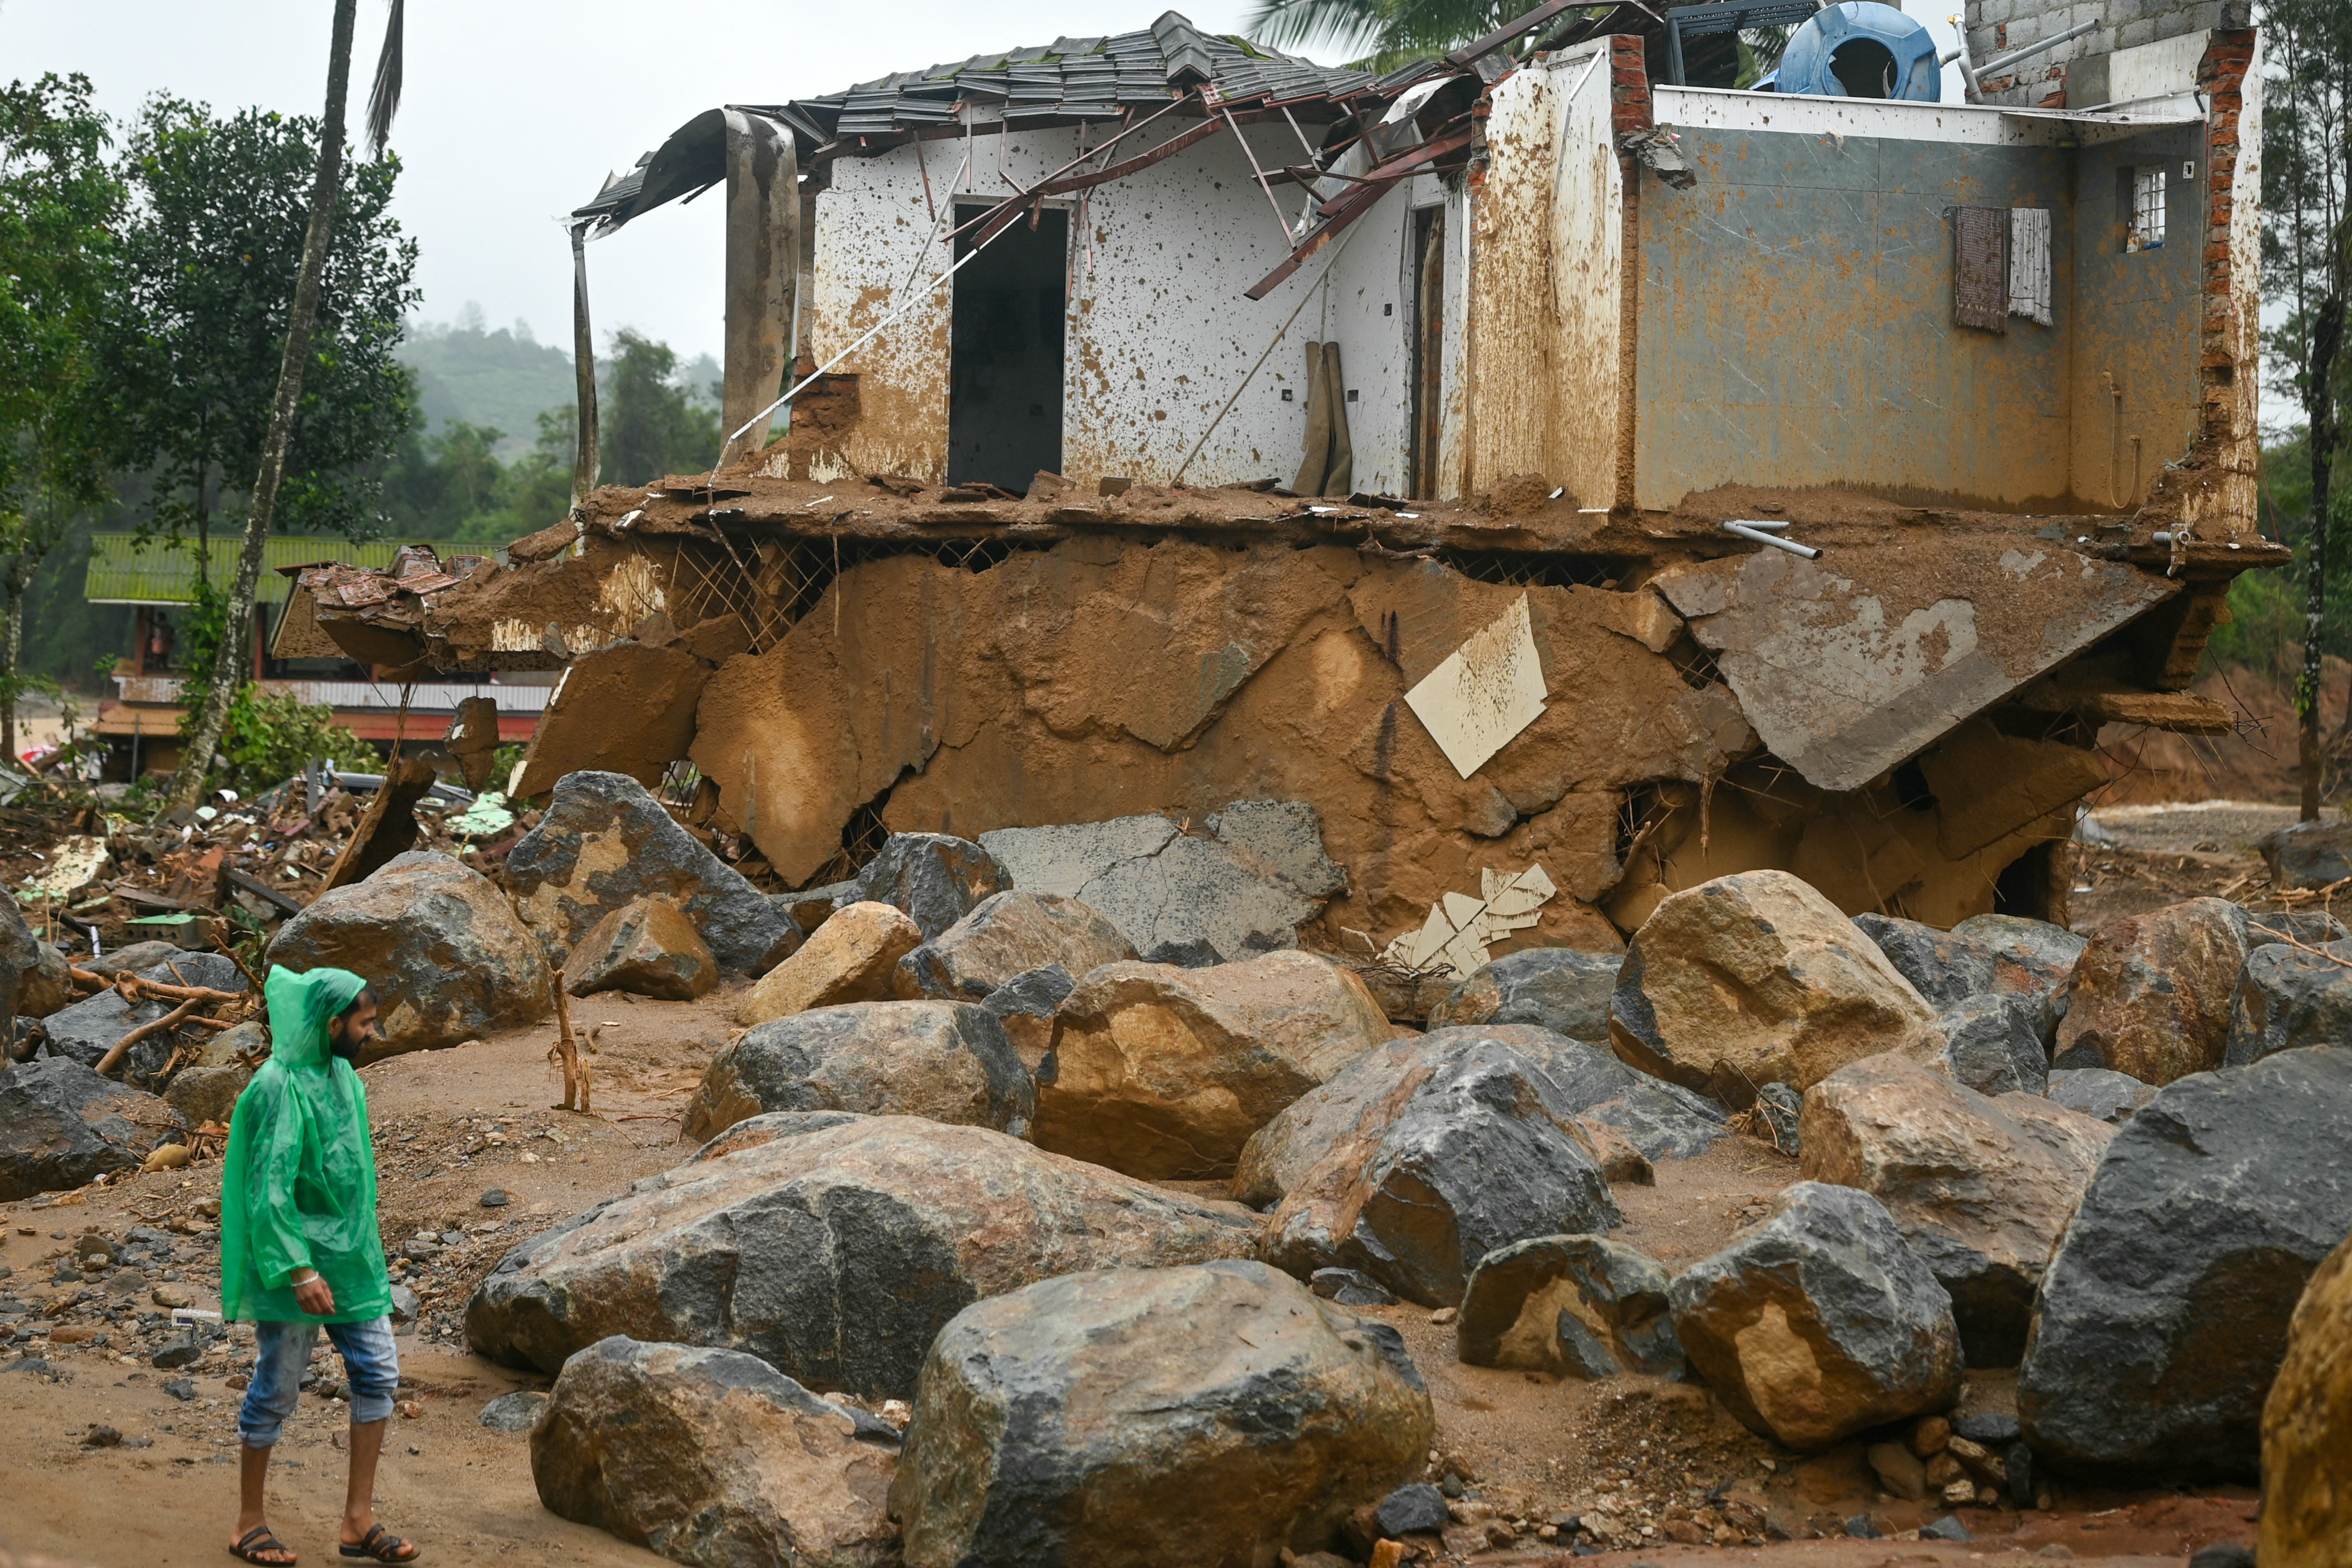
[1634,128,2074,510]
[1466,43,1622,507]
[2067,123,2203,511]
[814,120,1414,490]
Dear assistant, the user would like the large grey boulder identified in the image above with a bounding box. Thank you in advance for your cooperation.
[1254,1034,1622,1306]
[2053,898,2252,1086]
[1934,991,2054,1097]
[532,1336,901,1568]
[465,1115,1259,1398]
[1610,871,1943,1098]
[978,801,1346,959]
[889,1260,1431,1568]
[839,833,1010,940]
[1668,1181,1962,1449]
[680,1001,1034,1145]
[41,952,247,1084]
[2257,820,2352,891]
[1236,1026,1723,1216]
[1030,951,1389,1179]
[507,770,789,972]
[2223,939,2352,1066]
[895,891,1133,1003]
[1457,1234,1683,1379]
[267,851,549,1058]
[2044,1067,2158,1125]
[1853,915,1997,1007]
[1949,914,2088,1004]
[1799,1054,2112,1367]
[1426,948,1622,1039]
[2019,1049,2352,1481]
[0,1057,186,1200]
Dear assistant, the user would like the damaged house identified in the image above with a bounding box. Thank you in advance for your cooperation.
[285,1,2274,963]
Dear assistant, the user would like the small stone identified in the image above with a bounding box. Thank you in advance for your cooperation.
[150,1336,201,1369]
[1844,1514,1882,1539]
[2188,1547,2255,1568]
[2006,1442,2036,1510]
[150,1284,191,1309]
[82,1425,122,1448]
[1376,1482,1450,1536]
[1940,1478,1976,1505]
[1921,1514,1974,1542]
[1951,1411,2019,1445]
[1310,1268,1398,1307]
[162,1378,196,1401]
[479,1189,509,1209]
[1867,1441,1927,1500]
[478,1390,547,1431]
[1909,1415,1952,1456]
[1429,1307,1457,1325]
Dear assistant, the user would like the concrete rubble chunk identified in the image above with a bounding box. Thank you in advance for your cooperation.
[1667,1181,1963,1450]
[2259,1229,2352,1565]
[1425,947,1623,1040]
[978,801,1344,961]
[1456,1234,1685,1380]
[1934,991,2054,1097]
[2020,1049,2352,1482]
[839,832,1013,940]
[266,851,550,1058]
[894,891,1134,1004]
[681,1001,1034,1145]
[1852,915,1999,1007]
[1030,950,1390,1180]
[2052,898,2251,1086]
[464,1115,1260,1399]
[2256,820,2352,891]
[532,1336,900,1568]
[512,642,709,800]
[1610,871,1945,1097]
[739,903,922,1026]
[2223,938,2352,1066]
[888,1260,1431,1568]
[2044,1067,2157,1125]
[0,1057,187,1201]
[41,952,247,1083]
[506,770,791,974]
[565,897,718,1001]
[1255,1034,1622,1307]
[1798,1054,2112,1367]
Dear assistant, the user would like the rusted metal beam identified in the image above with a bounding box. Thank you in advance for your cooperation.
[1446,0,1584,66]
[942,92,1201,244]
[1033,117,1226,196]
[1315,126,1476,217]
[1246,175,1397,300]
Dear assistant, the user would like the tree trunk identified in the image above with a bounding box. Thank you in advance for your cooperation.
[2301,294,2343,822]
[0,549,21,768]
[164,0,359,814]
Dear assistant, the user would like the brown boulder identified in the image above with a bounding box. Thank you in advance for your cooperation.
[1030,951,1389,1179]
[2260,1230,2352,1567]
[1609,871,1943,1098]
[894,890,1134,1002]
[739,903,922,1026]
[266,850,551,1057]
[2052,899,2253,1085]
[163,1063,251,1130]
[1799,1054,2112,1367]
[533,1336,900,1568]
[680,1002,1034,1145]
[566,897,718,1001]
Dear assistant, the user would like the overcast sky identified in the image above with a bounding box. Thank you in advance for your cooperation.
[0,0,1263,364]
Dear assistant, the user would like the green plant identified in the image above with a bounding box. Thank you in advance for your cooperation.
[191,683,374,795]
[490,740,526,786]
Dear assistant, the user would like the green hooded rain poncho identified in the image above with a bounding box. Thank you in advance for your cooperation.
[220,965,391,1325]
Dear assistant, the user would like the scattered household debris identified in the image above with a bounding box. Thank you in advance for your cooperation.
[1380,864,1557,978]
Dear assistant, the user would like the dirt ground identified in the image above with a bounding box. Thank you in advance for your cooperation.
[2068,797,2331,932]
[0,971,2265,1567]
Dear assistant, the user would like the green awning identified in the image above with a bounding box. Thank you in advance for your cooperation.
[82,535,469,606]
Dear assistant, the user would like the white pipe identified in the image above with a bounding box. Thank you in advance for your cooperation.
[1725,520,1822,558]
[1971,17,2098,78]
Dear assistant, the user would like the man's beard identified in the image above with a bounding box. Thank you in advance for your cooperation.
[329,1033,362,1063]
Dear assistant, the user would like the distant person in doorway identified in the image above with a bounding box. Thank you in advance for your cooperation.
[221,966,419,1564]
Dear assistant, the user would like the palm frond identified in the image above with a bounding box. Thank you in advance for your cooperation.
[365,0,405,158]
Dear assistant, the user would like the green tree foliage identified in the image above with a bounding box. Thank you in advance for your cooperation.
[378,405,577,544]
[0,73,122,758]
[599,328,719,487]
[202,685,375,795]
[100,96,420,561]
[1246,0,1521,69]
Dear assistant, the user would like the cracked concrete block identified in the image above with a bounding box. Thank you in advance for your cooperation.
[980,803,1343,959]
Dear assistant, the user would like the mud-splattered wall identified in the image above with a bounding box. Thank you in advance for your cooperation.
[809,117,1426,490]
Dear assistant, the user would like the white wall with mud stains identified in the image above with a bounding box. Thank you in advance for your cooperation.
[809,116,1423,490]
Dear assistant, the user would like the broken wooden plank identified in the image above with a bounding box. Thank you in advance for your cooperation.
[317,756,441,894]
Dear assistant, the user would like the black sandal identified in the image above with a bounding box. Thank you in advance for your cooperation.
[231,1526,296,1565]
[338,1525,418,1564]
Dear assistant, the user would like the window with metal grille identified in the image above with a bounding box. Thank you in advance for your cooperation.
[2126,166,2167,252]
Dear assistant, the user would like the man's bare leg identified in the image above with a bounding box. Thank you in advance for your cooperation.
[234,1442,296,1563]
[340,1418,412,1555]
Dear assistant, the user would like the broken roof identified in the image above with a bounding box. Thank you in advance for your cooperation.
[574,10,1384,238]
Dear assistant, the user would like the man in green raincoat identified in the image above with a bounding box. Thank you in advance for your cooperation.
[220,965,420,1565]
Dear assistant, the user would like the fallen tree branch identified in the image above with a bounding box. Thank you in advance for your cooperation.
[96,997,205,1077]
[69,967,244,1006]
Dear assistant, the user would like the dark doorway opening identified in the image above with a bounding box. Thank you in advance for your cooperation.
[949,203,1067,490]
[1409,205,1446,500]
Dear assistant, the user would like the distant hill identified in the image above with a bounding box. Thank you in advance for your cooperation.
[398,310,577,461]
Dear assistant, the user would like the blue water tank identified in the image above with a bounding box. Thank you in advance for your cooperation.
[1772,2,1943,101]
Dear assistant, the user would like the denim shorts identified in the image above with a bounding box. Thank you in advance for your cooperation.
[238,1316,400,1447]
